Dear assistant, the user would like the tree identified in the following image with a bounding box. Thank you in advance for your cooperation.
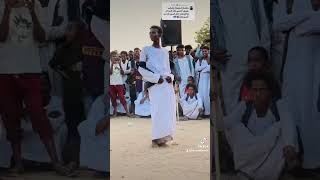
[195,17,210,45]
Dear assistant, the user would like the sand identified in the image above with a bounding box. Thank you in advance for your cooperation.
[110,116,210,180]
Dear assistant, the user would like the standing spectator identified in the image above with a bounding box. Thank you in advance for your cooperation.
[195,46,211,116]
[133,48,143,94]
[174,44,195,96]
[110,51,130,117]
[0,0,69,175]
[120,51,131,94]
[49,21,85,166]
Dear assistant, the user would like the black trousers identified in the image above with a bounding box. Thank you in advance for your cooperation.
[62,71,85,163]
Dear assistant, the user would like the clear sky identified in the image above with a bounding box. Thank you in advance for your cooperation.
[110,0,209,51]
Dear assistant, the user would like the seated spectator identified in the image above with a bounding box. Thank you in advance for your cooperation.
[240,46,281,102]
[223,73,299,180]
[180,84,203,120]
[134,88,151,117]
[78,94,109,176]
[185,76,196,94]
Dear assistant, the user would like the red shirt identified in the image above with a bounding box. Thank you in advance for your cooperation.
[240,84,252,102]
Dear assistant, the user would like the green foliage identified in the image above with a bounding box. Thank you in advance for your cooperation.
[195,17,210,45]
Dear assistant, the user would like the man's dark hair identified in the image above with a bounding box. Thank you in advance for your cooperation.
[176,44,185,49]
[185,45,193,50]
[129,50,133,53]
[247,72,275,92]
[134,47,140,51]
[120,51,128,55]
[186,83,198,93]
[202,45,210,50]
[150,25,163,35]
[248,46,269,62]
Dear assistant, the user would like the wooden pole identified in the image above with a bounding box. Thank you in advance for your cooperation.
[212,64,221,180]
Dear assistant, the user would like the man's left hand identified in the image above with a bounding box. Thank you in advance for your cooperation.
[165,76,172,83]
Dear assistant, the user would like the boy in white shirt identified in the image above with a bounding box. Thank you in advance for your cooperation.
[110,51,130,116]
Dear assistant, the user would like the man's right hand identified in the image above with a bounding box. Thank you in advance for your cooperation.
[212,49,231,64]
[158,77,164,84]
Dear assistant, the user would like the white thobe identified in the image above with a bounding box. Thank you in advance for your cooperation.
[175,57,195,96]
[78,95,109,172]
[224,100,297,180]
[217,0,271,114]
[138,46,176,140]
[271,0,289,82]
[195,59,210,115]
[274,3,320,168]
[134,92,151,117]
[180,94,203,119]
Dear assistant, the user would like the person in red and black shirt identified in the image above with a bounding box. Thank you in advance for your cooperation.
[240,46,281,102]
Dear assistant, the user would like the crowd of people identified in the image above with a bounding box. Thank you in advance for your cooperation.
[212,0,320,179]
[110,43,211,121]
[0,0,109,177]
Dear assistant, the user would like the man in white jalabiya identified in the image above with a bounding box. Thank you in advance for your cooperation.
[273,0,320,171]
[138,25,176,147]
[195,46,210,116]
[180,84,203,120]
[174,44,195,96]
[222,73,299,180]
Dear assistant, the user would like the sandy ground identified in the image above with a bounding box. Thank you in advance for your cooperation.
[110,116,210,180]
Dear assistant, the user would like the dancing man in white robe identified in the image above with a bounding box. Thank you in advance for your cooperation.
[180,84,203,120]
[273,0,320,170]
[222,73,299,180]
[195,46,210,116]
[138,25,176,147]
[134,88,151,117]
